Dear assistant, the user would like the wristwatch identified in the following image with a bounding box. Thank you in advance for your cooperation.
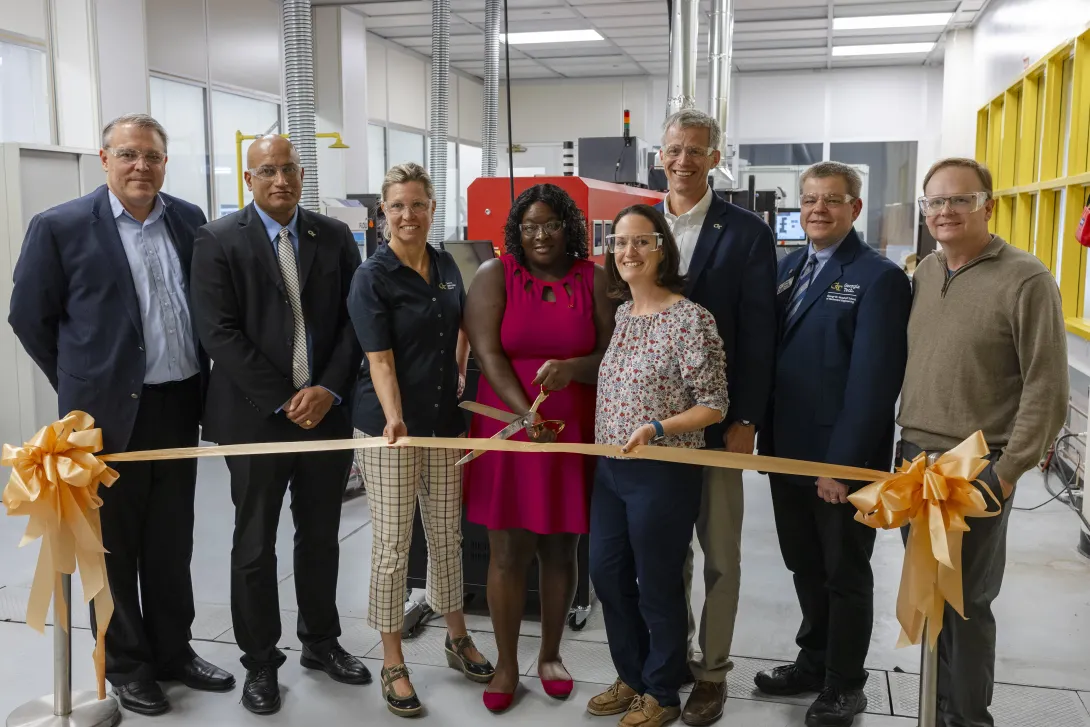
[648,420,666,443]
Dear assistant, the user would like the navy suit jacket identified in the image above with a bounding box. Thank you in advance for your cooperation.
[8,184,209,454]
[759,229,911,477]
[655,191,778,447]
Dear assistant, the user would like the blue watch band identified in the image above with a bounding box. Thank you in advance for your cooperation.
[651,420,665,439]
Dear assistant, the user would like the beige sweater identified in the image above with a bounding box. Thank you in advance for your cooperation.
[897,236,1068,484]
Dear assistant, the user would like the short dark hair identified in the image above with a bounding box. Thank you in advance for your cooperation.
[605,204,686,300]
[923,157,994,196]
[504,184,588,267]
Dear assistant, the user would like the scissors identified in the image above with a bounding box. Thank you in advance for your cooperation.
[456,387,565,467]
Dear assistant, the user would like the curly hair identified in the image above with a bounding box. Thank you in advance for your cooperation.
[503,184,588,267]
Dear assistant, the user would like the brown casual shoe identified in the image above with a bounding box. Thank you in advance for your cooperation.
[682,681,726,725]
[588,679,640,716]
[619,694,681,727]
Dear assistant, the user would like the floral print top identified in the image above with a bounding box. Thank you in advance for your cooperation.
[595,298,728,451]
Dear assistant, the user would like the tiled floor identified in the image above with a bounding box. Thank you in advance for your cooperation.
[0,454,1087,726]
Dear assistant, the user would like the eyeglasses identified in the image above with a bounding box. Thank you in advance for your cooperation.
[520,220,563,238]
[661,144,715,160]
[606,233,662,253]
[917,192,990,217]
[800,194,856,208]
[385,200,431,215]
[108,147,166,166]
[248,164,302,180]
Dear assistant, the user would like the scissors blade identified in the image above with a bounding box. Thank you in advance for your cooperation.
[459,401,521,424]
[455,415,531,467]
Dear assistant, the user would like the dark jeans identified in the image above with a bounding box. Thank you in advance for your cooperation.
[589,458,703,708]
[900,440,1013,727]
[769,474,876,690]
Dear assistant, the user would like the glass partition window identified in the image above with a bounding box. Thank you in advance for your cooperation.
[150,77,210,218]
[0,41,50,144]
[368,124,386,193]
[738,143,822,167]
[459,143,482,239]
[211,90,279,218]
[388,128,425,168]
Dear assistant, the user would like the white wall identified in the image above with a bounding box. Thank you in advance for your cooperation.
[0,0,47,39]
[95,0,149,122]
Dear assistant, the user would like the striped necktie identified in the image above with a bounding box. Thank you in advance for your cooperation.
[786,253,819,323]
[277,227,310,389]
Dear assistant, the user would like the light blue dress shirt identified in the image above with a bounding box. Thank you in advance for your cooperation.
[806,235,845,278]
[109,190,199,385]
[252,203,341,404]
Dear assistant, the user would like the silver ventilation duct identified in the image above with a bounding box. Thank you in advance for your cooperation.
[481,0,501,177]
[427,0,451,247]
[666,0,699,115]
[282,0,319,211]
[708,0,735,183]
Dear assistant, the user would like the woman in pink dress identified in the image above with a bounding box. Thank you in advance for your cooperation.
[464,184,615,712]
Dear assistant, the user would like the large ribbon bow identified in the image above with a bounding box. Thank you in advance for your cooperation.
[848,431,1000,648]
[1,411,118,699]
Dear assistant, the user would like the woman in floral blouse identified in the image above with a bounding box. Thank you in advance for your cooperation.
[585,204,728,727]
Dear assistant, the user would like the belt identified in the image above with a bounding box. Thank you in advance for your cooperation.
[143,375,199,391]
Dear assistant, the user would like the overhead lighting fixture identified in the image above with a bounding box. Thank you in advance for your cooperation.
[500,29,603,44]
[833,13,952,30]
[832,42,936,56]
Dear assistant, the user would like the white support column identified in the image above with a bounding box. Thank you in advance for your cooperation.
[941,28,978,158]
[92,0,149,123]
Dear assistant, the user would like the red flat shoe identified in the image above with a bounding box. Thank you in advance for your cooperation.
[539,661,573,699]
[483,689,515,713]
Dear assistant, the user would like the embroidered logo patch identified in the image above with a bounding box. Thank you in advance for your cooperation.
[439,282,457,290]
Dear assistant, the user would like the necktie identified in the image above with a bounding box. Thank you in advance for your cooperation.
[277,227,309,389]
[786,254,818,323]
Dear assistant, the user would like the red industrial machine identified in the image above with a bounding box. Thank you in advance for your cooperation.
[468,176,666,263]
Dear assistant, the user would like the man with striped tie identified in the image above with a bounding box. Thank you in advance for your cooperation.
[755,162,911,727]
[191,135,367,715]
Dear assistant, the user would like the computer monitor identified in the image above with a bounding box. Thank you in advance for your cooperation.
[444,240,497,289]
[776,209,806,243]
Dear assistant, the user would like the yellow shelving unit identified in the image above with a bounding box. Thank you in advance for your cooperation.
[977,28,1090,337]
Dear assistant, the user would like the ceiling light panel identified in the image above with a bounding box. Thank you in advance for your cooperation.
[831,42,936,56]
[833,13,952,30]
[501,29,604,44]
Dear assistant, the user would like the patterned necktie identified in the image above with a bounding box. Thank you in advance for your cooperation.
[786,254,819,323]
[277,227,309,389]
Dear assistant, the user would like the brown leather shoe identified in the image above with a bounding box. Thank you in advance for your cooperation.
[682,681,726,725]
[620,694,681,726]
[588,679,639,716]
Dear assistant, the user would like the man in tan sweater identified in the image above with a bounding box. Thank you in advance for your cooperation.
[897,158,1068,727]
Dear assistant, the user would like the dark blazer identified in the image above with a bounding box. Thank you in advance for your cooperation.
[8,184,208,454]
[190,203,362,445]
[760,229,911,475]
[655,191,778,446]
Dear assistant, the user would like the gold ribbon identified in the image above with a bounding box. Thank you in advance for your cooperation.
[848,431,1000,648]
[1,412,117,700]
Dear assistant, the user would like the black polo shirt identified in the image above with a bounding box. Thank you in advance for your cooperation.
[348,243,466,437]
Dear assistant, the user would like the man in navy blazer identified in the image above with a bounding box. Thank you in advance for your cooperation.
[654,109,778,726]
[755,162,910,727]
[9,114,234,716]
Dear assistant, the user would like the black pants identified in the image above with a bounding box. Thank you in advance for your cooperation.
[226,424,352,671]
[589,458,703,708]
[769,474,876,691]
[900,441,1012,727]
[93,376,201,686]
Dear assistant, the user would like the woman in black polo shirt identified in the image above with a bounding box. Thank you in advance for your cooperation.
[348,162,495,717]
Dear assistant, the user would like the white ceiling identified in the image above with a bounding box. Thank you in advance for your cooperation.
[315,0,989,79]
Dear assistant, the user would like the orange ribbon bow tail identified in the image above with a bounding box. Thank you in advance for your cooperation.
[847,431,1000,649]
[1,411,118,700]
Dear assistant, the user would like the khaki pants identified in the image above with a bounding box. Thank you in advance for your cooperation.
[355,431,464,633]
[683,466,745,683]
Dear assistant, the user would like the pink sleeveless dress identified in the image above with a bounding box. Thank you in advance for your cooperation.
[464,255,598,534]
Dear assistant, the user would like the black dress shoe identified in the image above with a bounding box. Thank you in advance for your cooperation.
[754,664,824,696]
[300,643,372,685]
[114,680,169,716]
[161,655,236,692]
[805,686,868,727]
[242,666,281,716]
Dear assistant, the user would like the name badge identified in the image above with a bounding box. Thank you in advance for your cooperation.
[777,277,794,295]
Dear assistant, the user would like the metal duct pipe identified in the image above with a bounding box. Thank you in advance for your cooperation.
[666,0,699,115]
[481,0,501,177]
[428,0,451,247]
[708,0,733,168]
[282,0,319,212]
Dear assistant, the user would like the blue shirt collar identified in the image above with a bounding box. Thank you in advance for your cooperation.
[253,202,299,242]
[108,188,165,225]
[807,234,847,263]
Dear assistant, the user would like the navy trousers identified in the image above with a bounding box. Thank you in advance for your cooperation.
[589,458,703,707]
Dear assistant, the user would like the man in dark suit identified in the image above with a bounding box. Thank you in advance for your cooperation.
[756,162,911,727]
[653,109,778,726]
[190,135,366,716]
[9,113,234,715]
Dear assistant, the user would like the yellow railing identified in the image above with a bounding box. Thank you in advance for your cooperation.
[234,131,349,211]
[977,27,1090,338]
